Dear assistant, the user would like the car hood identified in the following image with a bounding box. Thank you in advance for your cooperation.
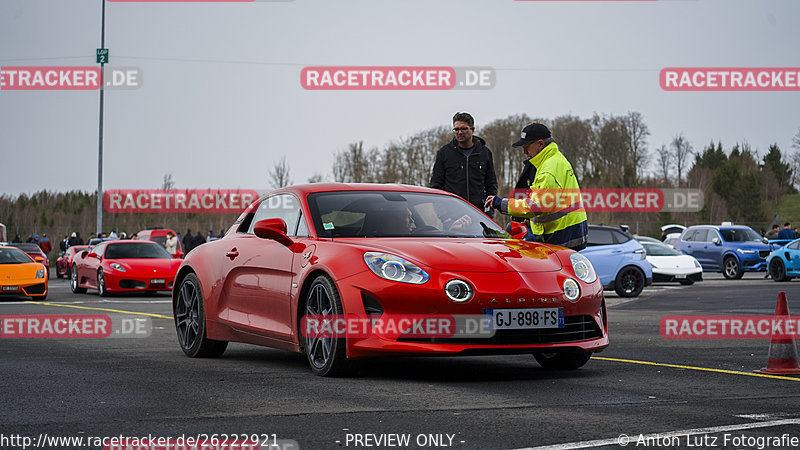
[0,263,45,283]
[348,238,563,273]
[646,255,698,268]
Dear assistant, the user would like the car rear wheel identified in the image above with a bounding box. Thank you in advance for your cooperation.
[175,273,228,358]
[303,275,350,377]
[614,266,645,297]
[534,350,592,370]
[723,256,744,279]
[70,266,86,294]
[770,259,788,282]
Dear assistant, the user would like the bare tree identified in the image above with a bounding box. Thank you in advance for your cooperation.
[656,144,672,185]
[623,111,650,182]
[670,134,693,187]
[307,173,325,184]
[268,156,292,188]
[161,174,175,190]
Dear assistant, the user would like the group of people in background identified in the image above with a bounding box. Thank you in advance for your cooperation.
[430,112,589,251]
[764,222,799,240]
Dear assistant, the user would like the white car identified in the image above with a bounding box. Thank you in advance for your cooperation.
[640,241,702,285]
[661,224,686,241]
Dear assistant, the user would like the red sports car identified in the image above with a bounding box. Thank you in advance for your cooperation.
[173,184,608,376]
[56,245,90,279]
[71,240,182,296]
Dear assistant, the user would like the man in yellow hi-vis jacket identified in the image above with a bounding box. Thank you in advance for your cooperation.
[485,123,588,251]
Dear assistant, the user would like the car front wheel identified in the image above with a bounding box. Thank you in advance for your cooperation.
[770,259,788,282]
[534,350,592,370]
[174,273,228,358]
[303,275,350,377]
[723,256,744,279]
[71,266,86,294]
[614,266,645,297]
[97,270,108,296]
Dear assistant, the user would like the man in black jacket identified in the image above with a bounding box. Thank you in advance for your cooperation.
[430,112,498,212]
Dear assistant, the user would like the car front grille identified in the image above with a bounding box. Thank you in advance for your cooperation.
[397,314,603,346]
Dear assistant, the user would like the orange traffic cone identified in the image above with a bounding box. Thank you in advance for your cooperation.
[755,291,800,375]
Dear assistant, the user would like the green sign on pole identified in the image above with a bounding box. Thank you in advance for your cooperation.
[96,48,109,64]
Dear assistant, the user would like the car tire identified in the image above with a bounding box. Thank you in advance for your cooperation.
[70,266,86,294]
[97,270,109,297]
[174,273,228,358]
[679,279,695,285]
[770,259,788,282]
[723,256,744,280]
[614,266,645,297]
[534,350,592,370]
[303,274,351,377]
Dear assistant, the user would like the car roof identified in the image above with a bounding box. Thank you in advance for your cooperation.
[269,183,453,198]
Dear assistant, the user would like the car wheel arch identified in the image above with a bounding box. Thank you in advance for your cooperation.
[295,268,339,352]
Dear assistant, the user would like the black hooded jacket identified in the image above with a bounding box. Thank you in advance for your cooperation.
[430,136,498,210]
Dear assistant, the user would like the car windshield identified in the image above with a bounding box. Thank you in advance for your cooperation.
[0,247,34,264]
[720,228,762,242]
[642,242,682,256]
[9,243,42,253]
[104,242,171,259]
[307,191,509,238]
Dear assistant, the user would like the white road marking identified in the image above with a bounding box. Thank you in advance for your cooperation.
[515,418,800,449]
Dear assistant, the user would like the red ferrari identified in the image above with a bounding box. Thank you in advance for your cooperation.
[56,245,90,279]
[71,240,182,296]
[173,184,608,376]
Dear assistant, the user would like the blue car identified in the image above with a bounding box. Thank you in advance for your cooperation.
[674,225,769,279]
[581,225,653,297]
[766,238,800,282]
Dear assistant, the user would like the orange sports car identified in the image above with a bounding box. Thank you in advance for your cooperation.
[0,245,48,299]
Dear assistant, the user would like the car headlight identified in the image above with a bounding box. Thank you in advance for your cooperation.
[563,279,580,302]
[569,253,597,283]
[736,249,756,255]
[444,279,473,303]
[36,269,45,279]
[363,252,430,284]
[693,259,701,268]
[110,263,126,272]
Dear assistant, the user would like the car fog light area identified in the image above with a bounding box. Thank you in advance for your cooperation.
[444,279,473,303]
[363,252,430,284]
[563,278,580,302]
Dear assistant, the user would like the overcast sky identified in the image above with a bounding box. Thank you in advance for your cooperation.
[1,0,799,197]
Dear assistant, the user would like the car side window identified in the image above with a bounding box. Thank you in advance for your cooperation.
[613,231,632,243]
[683,230,695,242]
[92,243,107,256]
[587,228,615,245]
[787,241,800,250]
[706,230,720,242]
[248,194,302,236]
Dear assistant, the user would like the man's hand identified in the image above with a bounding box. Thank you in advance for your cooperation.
[484,195,502,210]
[484,195,495,209]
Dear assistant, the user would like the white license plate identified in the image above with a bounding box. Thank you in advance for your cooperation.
[675,274,686,279]
[2,286,19,291]
[487,308,564,330]
[150,279,165,284]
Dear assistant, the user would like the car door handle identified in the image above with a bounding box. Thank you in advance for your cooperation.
[226,248,239,259]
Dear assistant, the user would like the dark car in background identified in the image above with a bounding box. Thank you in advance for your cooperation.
[56,245,91,279]
[674,225,769,279]
[8,242,50,278]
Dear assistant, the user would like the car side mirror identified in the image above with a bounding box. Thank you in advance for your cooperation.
[509,222,528,240]
[88,252,99,259]
[34,256,44,262]
[253,218,294,247]
[712,238,721,245]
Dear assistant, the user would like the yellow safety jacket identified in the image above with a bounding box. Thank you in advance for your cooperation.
[502,142,588,249]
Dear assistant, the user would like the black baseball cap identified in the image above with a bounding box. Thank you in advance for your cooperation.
[512,123,551,147]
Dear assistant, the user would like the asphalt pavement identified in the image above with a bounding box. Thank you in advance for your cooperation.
[1,274,800,450]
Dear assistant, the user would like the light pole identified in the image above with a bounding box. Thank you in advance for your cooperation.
[96,0,106,236]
